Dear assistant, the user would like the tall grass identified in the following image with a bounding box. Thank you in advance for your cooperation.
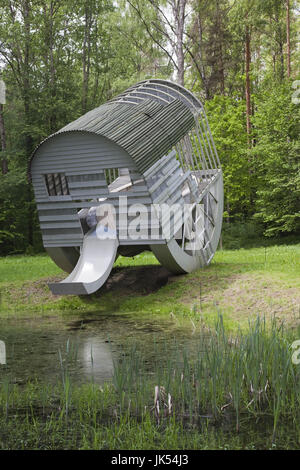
[112,315,300,435]
[58,339,79,419]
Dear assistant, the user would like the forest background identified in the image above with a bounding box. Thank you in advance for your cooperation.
[0,0,299,255]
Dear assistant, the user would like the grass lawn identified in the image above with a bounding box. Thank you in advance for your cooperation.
[0,244,299,331]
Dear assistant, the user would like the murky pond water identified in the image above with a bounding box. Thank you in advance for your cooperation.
[0,312,203,385]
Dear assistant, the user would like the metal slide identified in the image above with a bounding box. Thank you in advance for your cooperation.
[49,228,119,295]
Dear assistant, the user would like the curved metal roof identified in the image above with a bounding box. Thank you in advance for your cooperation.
[109,79,203,114]
[29,80,201,178]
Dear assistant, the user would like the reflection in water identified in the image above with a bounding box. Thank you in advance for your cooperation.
[80,338,114,381]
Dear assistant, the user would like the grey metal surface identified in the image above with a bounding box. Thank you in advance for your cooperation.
[109,79,220,179]
[46,247,79,273]
[150,171,223,273]
[29,98,194,177]
[110,79,203,113]
[29,79,224,293]
[49,227,119,295]
[31,132,160,248]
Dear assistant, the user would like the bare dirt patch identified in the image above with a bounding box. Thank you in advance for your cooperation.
[97,265,171,297]
[221,274,300,324]
[3,275,65,306]
[201,272,300,326]
[2,266,172,307]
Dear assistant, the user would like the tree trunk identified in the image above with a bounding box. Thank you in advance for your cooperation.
[0,103,8,175]
[286,0,291,78]
[49,2,56,131]
[173,0,186,86]
[219,42,225,95]
[245,25,252,146]
[23,0,34,247]
[43,2,57,132]
[216,0,225,95]
[275,10,284,81]
[196,14,210,99]
[82,3,92,114]
[279,39,284,80]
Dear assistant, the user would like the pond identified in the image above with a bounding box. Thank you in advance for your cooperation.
[0,312,203,385]
[1,311,299,450]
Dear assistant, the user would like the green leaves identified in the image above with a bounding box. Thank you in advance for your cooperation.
[205,95,252,219]
[251,81,300,235]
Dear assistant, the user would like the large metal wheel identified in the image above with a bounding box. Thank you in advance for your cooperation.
[46,247,80,274]
[150,171,223,274]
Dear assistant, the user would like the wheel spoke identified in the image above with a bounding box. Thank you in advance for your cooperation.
[208,190,218,204]
[199,203,215,228]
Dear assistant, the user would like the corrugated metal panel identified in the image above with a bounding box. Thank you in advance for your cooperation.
[111,79,203,113]
[29,99,195,178]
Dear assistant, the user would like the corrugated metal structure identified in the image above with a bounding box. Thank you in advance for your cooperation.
[29,79,223,295]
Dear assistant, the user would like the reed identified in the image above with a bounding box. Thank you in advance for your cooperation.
[111,314,300,435]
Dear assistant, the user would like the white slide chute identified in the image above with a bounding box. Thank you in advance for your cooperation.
[49,228,119,295]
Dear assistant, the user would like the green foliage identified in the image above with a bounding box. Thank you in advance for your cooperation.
[0,168,30,254]
[251,81,300,236]
[205,96,252,219]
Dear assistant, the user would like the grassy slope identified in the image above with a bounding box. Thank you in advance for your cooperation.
[0,244,299,330]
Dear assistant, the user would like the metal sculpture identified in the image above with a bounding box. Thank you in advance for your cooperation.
[29,79,223,295]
